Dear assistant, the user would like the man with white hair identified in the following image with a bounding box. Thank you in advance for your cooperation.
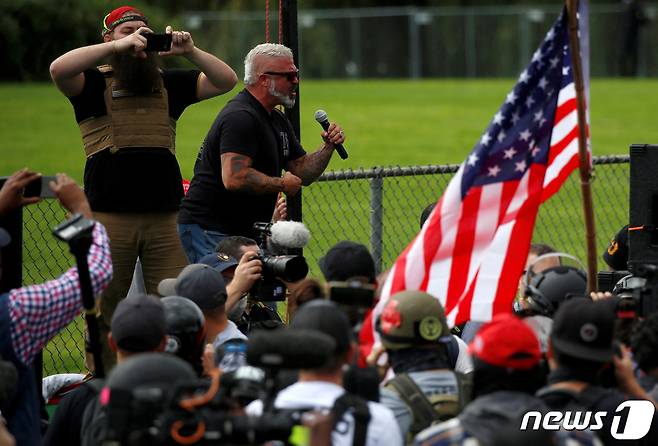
[178,43,346,262]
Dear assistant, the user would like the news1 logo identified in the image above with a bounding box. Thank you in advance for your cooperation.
[520,400,654,440]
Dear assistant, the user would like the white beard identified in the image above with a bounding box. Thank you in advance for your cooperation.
[268,82,296,108]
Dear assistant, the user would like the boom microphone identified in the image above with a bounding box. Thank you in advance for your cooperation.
[314,109,348,160]
[247,329,335,370]
[270,221,310,249]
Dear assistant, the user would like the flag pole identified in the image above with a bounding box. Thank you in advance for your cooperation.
[566,0,597,291]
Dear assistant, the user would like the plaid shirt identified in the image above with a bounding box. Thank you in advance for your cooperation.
[7,222,112,365]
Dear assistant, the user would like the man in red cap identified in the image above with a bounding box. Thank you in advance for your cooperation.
[49,6,238,368]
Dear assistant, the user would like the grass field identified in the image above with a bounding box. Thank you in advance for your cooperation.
[0,79,653,374]
[1,79,657,178]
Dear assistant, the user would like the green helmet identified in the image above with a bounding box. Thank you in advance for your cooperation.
[377,290,451,350]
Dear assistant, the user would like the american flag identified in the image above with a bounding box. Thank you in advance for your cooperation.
[375,8,588,327]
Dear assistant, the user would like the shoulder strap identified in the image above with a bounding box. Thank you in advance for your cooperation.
[446,336,459,370]
[332,393,370,446]
[454,372,473,409]
[386,373,439,434]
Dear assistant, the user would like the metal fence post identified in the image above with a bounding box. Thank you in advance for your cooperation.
[369,173,384,275]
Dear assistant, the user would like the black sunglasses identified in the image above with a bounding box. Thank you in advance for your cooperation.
[263,70,299,82]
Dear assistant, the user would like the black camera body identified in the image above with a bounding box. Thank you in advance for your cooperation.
[250,222,308,301]
[144,33,172,52]
[622,263,658,318]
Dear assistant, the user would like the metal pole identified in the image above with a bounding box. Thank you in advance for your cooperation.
[409,9,421,79]
[566,0,598,291]
[281,0,303,227]
[369,175,384,275]
[465,10,476,77]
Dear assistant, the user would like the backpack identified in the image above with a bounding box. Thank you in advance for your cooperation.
[385,371,472,436]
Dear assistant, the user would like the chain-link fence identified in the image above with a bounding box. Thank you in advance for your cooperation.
[182,3,658,79]
[28,156,627,376]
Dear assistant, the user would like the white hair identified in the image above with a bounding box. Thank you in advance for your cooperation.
[243,43,294,85]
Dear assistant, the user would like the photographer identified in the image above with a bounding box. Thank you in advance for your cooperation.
[246,300,402,445]
[49,5,238,369]
[0,171,112,446]
[538,298,658,445]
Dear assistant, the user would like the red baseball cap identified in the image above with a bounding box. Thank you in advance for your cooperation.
[102,6,147,35]
[468,313,541,370]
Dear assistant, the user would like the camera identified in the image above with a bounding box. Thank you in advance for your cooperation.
[597,270,631,294]
[611,263,658,319]
[250,222,308,301]
[144,33,172,52]
[23,175,57,198]
[52,213,95,242]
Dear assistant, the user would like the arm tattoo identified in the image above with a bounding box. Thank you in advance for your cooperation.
[289,144,333,185]
[223,153,282,194]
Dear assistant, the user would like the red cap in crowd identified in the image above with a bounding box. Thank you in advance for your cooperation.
[102,6,147,35]
[468,313,541,370]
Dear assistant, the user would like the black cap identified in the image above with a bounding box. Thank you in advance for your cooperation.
[603,225,629,271]
[319,241,375,283]
[551,298,616,362]
[289,300,352,355]
[199,252,239,273]
[159,264,227,310]
[110,294,166,353]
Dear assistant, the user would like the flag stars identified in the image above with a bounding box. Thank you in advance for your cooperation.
[545,28,555,41]
[497,131,506,143]
[518,69,530,83]
[534,110,544,123]
[538,77,549,90]
[532,49,542,63]
[506,91,517,104]
[562,66,570,76]
[515,160,527,172]
[493,111,504,125]
[480,132,492,146]
[519,129,532,141]
[540,117,547,126]
[550,56,560,68]
[468,153,479,166]
[532,146,541,157]
[503,147,517,159]
[488,165,502,177]
[525,96,535,109]
[511,112,521,125]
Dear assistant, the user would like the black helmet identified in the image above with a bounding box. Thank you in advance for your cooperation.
[523,266,587,317]
[161,296,206,375]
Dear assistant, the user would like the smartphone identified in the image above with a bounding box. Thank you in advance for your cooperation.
[144,33,172,52]
[23,176,57,198]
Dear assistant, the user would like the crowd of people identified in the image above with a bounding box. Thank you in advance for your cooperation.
[0,4,657,446]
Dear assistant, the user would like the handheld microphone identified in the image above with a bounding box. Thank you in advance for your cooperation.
[314,109,348,160]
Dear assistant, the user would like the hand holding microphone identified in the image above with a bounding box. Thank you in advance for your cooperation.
[315,109,348,160]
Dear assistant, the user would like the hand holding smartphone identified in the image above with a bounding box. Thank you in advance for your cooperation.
[144,33,172,52]
[23,176,57,198]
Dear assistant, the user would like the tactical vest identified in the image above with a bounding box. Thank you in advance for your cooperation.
[79,65,176,158]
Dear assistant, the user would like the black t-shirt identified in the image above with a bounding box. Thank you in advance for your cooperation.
[179,89,305,236]
[68,68,200,212]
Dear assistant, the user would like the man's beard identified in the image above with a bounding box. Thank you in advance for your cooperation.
[110,52,162,95]
[268,82,296,109]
